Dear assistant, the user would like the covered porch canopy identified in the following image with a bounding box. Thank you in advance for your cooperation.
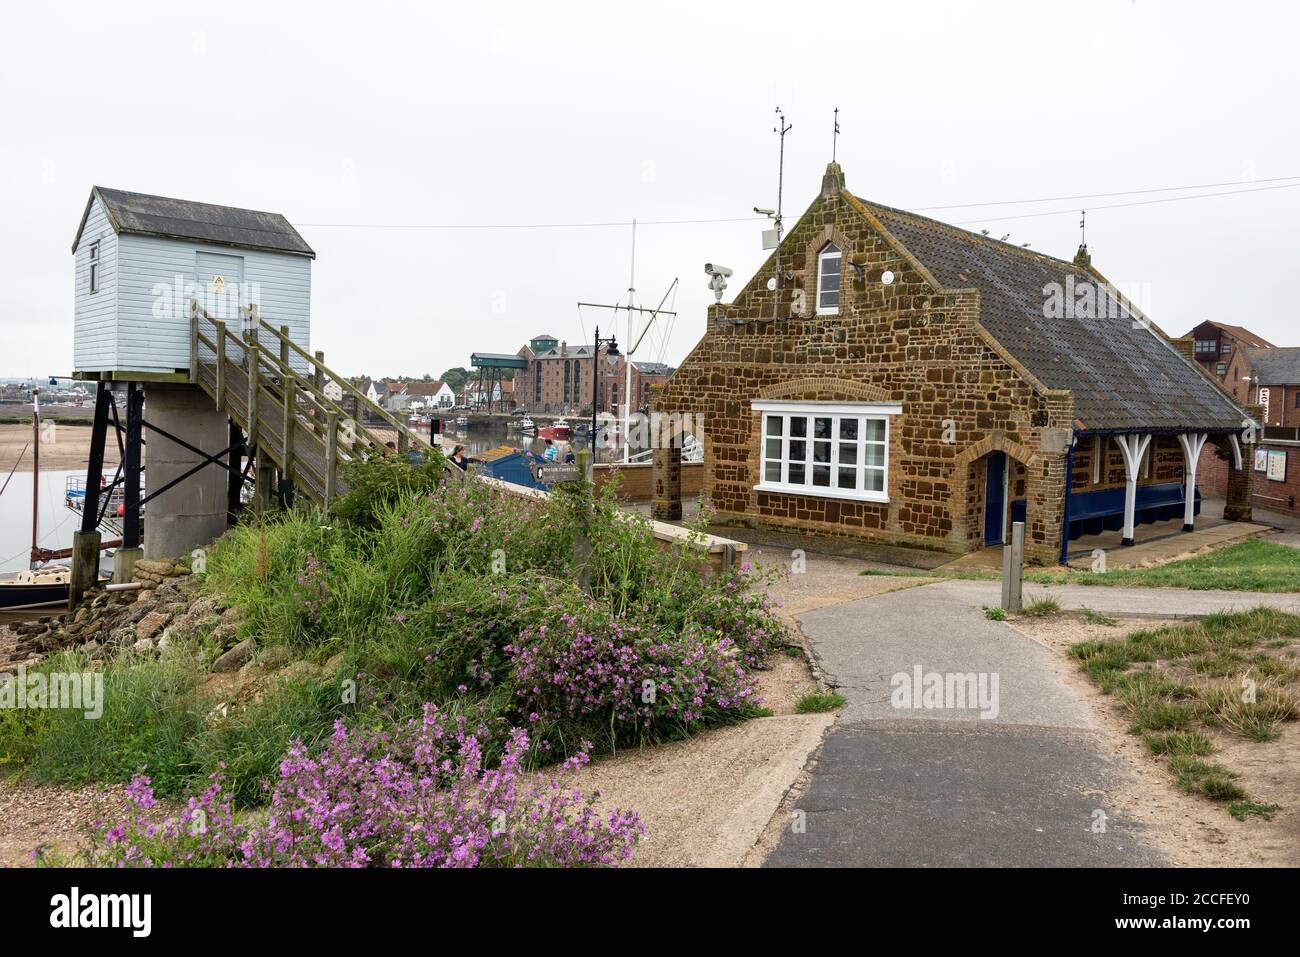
[1065,427,1247,558]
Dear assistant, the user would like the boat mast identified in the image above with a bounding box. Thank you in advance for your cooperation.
[30,385,40,569]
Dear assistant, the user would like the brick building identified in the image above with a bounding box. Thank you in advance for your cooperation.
[1183,320,1274,381]
[651,162,1258,563]
[514,333,673,415]
[1198,347,1300,514]
[1220,346,1300,427]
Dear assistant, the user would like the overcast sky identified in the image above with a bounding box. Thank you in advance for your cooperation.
[2,0,1297,380]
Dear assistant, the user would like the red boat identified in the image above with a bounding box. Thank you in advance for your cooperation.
[537,417,573,442]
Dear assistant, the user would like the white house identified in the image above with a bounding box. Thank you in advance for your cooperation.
[403,379,455,410]
[71,187,314,376]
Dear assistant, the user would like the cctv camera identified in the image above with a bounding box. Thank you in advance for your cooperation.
[753,207,775,216]
[704,263,733,278]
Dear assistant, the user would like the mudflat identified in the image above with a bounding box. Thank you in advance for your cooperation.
[0,423,118,473]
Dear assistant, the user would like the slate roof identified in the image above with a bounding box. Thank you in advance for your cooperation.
[74,187,315,258]
[632,361,675,375]
[537,346,594,359]
[1244,347,1300,386]
[855,198,1247,432]
[1206,323,1275,348]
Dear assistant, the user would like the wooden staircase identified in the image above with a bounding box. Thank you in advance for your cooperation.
[189,303,458,507]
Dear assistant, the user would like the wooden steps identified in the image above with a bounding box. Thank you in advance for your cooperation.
[189,304,457,507]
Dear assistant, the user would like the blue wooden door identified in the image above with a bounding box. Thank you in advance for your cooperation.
[984,452,1006,546]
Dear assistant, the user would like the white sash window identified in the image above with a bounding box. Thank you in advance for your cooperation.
[754,400,900,503]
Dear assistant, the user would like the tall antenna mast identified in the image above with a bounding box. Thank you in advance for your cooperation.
[832,107,840,163]
[773,107,792,323]
[625,219,637,463]
[1080,209,1087,247]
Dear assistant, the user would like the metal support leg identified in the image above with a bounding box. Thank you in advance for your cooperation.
[70,382,111,609]
[115,382,144,584]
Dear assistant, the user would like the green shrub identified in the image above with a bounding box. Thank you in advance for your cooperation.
[329,451,451,531]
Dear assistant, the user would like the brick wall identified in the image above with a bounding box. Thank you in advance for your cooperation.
[1199,440,1298,513]
[593,461,703,501]
[652,165,1075,562]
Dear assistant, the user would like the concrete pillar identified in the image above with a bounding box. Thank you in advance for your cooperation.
[143,383,228,560]
[651,445,682,521]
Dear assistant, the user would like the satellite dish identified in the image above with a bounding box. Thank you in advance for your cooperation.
[881,270,895,285]
[766,277,777,291]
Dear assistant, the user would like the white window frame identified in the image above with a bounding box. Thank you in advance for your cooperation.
[88,241,100,294]
[753,400,900,503]
[816,243,841,315]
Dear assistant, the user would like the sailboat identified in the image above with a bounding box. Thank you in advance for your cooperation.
[0,389,71,610]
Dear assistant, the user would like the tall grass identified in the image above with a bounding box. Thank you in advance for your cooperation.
[6,469,786,808]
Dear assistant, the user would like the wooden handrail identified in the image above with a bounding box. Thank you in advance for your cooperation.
[254,318,433,452]
[189,303,466,508]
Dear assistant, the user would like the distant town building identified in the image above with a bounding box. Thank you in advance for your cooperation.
[514,334,674,414]
[1223,346,1300,427]
[1182,320,1275,381]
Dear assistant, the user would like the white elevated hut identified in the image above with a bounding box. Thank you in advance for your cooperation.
[71,186,314,378]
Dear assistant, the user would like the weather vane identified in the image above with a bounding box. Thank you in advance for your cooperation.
[1080,209,1087,246]
[832,107,840,162]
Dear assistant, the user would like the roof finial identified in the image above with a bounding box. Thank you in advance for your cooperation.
[832,107,840,163]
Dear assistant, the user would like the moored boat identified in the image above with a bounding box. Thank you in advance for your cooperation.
[0,566,70,610]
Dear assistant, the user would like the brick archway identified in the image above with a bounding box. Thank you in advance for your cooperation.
[756,377,891,403]
[950,433,1039,550]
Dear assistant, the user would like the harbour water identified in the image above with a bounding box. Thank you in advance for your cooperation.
[0,469,80,574]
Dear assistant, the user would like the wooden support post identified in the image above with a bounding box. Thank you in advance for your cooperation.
[246,327,260,449]
[68,530,102,611]
[227,420,245,526]
[1114,433,1151,546]
[313,350,325,394]
[279,325,290,380]
[324,410,339,505]
[282,377,296,478]
[189,311,199,384]
[398,430,408,458]
[1001,520,1025,613]
[215,321,227,411]
[254,448,275,516]
[1177,432,1208,532]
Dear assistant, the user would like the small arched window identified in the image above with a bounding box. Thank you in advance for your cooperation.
[817,243,841,315]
